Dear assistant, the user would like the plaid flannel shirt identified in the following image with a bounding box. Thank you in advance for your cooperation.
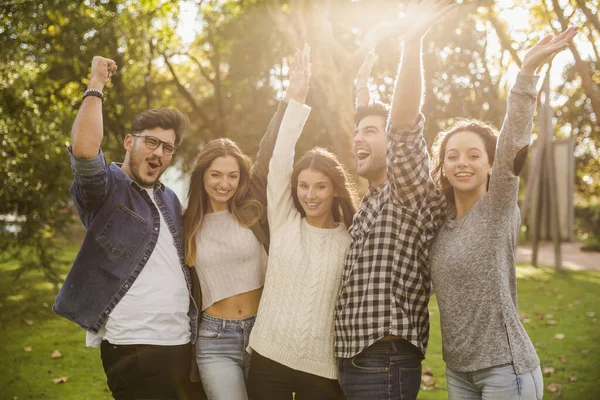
[334,114,446,358]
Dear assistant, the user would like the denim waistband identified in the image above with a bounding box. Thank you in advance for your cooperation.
[200,313,256,331]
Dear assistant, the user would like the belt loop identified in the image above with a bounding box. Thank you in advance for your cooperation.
[390,339,398,353]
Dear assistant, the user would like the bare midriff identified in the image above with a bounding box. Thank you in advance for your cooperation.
[203,287,263,320]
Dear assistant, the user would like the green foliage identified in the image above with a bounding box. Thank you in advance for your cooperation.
[0,0,184,279]
[575,202,600,251]
[0,0,598,281]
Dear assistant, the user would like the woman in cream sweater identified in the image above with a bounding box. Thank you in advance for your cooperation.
[247,45,358,400]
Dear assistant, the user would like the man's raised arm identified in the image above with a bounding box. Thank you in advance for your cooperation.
[71,56,117,159]
[389,0,456,129]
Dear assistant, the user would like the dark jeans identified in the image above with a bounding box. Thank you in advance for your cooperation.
[100,340,206,400]
[338,339,422,400]
[248,351,345,400]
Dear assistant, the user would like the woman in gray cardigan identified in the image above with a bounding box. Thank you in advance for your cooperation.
[429,26,578,400]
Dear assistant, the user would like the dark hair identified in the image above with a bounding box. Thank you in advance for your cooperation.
[183,138,262,266]
[291,147,358,229]
[432,118,499,203]
[355,101,390,126]
[131,109,188,146]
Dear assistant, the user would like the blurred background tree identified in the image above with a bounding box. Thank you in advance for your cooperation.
[1,0,598,280]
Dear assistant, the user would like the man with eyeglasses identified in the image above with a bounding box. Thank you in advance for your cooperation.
[53,56,204,399]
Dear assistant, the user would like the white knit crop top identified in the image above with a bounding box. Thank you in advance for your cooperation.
[194,210,267,311]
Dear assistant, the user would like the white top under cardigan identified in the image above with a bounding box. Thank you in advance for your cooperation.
[194,209,267,310]
[248,100,352,379]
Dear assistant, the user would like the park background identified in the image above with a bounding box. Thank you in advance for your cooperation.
[1,0,599,398]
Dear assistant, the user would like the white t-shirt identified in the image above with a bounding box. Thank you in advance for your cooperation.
[86,188,190,346]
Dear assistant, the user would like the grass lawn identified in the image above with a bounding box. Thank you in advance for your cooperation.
[0,246,598,399]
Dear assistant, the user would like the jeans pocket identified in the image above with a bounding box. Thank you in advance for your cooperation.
[531,366,544,400]
[350,351,389,372]
[398,362,421,400]
[198,318,222,339]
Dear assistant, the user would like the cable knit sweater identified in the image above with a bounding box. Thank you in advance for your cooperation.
[248,100,352,379]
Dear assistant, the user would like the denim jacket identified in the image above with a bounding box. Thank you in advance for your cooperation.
[53,147,198,342]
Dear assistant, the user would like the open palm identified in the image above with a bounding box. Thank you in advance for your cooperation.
[285,43,311,105]
[521,26,579,75]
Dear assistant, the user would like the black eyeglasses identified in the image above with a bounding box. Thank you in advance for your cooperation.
[132,134,178,156]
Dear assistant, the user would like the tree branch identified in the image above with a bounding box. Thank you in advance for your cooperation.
[486,12,522,68]
[162,53,213,125]
[575,0,600,34]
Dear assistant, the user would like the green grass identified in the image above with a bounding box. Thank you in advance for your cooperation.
[0,247,598,399]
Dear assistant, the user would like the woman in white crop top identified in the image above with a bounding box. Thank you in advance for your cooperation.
[182,52,313,400]
[246,45,358,400]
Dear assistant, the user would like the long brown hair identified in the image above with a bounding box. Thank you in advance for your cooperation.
[432,119,499,204]
[291,147,358,229]
[183,138,262,266]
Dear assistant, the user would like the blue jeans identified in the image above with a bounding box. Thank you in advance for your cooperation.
[338,339,422,400]
[196,313,255,400]
[446,364,544,400]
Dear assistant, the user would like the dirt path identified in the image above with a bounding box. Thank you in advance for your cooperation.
[516,241,600,271]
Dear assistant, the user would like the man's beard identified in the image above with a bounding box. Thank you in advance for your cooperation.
[129,151,165,188]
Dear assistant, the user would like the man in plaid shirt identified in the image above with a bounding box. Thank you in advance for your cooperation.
[335,1,456,398]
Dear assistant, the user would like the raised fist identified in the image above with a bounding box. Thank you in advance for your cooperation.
[89,56,117,90]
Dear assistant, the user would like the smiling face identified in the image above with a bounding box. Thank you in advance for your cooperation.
[353,114,388,186]
[296,168,337,227]
[203,155,241,212]
[123,127,176,188]
[444,130,492,201]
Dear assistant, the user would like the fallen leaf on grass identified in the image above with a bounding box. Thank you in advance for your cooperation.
[574,300,580,305]
[23,319,33,326]
[549,306,559,311]
[51,350,63,359]
[569,376,577,382]
[546,320,557,326]
[23,346,32,352]
[52,376,68,384]
[542,367,555,375]
[544,314,554,319]
[519,313,530,322]
[423,367,433,376]
[559,356,568,364]
[554,333,566,340]
[586,312,596,317]
[547,383,561,392]
[421,374,436,390]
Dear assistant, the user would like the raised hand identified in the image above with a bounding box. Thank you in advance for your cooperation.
[356,49,376,89]
[355,49,376,108]
[404,0,458,42]
[284,43,311,105]
[89,56,117,90]
[521,26,579,75]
